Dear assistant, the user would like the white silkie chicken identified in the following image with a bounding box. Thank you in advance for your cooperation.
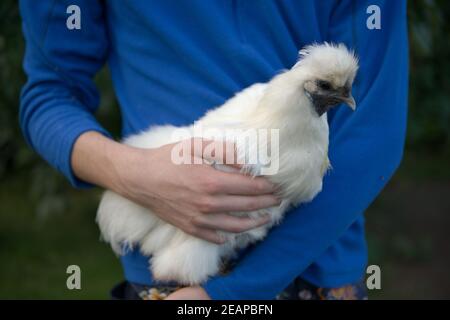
[97,43,359,285]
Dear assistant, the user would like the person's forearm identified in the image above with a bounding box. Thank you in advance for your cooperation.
[71,132,277,243]
[71,131,138,193]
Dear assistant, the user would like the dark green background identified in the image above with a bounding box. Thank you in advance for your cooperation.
[0,1,449,299]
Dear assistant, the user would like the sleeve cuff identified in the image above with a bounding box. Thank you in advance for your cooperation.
[60,124,112,189]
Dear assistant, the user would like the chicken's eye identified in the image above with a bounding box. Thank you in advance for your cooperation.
[317,80,332,91]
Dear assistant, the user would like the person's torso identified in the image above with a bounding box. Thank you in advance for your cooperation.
[104,0,334,135]
[105,0,367,286]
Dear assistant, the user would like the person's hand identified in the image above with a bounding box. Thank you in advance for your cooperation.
[165,286,211,300]
[108,137,280,244]
[72,133,280,243]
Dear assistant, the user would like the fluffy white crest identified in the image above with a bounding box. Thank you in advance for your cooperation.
[295,42,359,86]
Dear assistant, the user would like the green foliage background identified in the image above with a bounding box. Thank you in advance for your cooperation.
[0,0,449,299]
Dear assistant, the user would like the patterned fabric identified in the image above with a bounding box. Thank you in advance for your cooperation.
[111,277,367,300]
[110,281,180,300]
[276,277,368,300]
[111,259,238,300]
[129,282,181,300]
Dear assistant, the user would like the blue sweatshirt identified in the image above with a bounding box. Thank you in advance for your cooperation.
[19,0,408,299]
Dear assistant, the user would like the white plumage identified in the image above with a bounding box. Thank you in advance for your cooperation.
[96,43,359,285]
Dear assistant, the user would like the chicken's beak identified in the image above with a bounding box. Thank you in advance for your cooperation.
[341,95,356,110]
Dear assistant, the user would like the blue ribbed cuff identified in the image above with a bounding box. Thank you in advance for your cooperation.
[61,124,111,189]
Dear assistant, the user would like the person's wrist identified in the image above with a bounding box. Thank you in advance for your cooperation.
[107,143,147,197]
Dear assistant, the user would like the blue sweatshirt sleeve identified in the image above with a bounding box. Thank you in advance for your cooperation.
[19,0,110,188]
[203,0,408,300]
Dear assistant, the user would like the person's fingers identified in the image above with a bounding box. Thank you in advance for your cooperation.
[187,138,242,168]
[217,194,281,212]
[203,140,241,168]
[193,213,271,233]
[197,194,280,213]
[150,204,225,244]
[188,227,226,244]
[209,171,277,195]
